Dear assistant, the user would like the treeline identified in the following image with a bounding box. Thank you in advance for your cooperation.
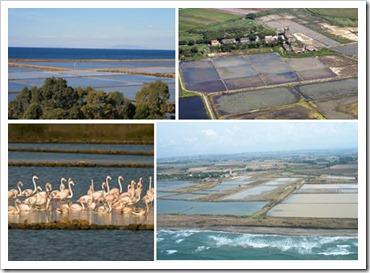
[9,77,174,120]
[9,124,154,144]
[179,18,275,46]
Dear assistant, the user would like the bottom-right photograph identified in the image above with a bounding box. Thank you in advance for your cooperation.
[156,121,358,260]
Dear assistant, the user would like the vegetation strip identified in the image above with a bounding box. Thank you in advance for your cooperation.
[9,160,153,168]
[97,69,175,78]
[9,221,154,230]
[9,147,154,156]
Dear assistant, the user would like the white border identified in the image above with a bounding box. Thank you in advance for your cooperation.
[1,1,366,270]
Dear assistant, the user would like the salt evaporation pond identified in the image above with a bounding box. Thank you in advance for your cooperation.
[157,199,266,216]
[158,180,195,192]
[222,185,278,201]
[179,96,209,119]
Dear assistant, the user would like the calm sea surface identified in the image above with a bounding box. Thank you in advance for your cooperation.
[9,47,175,60]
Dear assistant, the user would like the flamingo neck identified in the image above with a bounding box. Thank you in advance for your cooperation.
[68,182,73,198]
[118,179,122,193]
[17,182,22,195]
[106,178,110,192]
[32,177,37,193]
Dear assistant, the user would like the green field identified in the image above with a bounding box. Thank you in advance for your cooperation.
[306,8,358,27]
[179,8,240,32]
[179,8,240,44]
[307,8,357,19]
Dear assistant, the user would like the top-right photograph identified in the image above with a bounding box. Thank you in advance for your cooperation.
[178,8,358,120]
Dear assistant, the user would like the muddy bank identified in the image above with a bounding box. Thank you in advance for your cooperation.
[158,214,357,232]
[8,160,153,168]
[159,225,357,237]
[9,220,154,230]
[9,147,154,156]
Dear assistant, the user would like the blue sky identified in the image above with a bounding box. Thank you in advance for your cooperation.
[9,9,175,50]
[157,122,358,158]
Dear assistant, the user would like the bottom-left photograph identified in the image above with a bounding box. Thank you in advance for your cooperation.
[7,123,154,261]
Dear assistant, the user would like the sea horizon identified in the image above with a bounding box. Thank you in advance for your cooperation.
[8,46,175,60]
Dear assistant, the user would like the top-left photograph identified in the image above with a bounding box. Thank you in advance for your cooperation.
[8,8,175,120]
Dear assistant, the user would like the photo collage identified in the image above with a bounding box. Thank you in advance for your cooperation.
[1,1,366,270]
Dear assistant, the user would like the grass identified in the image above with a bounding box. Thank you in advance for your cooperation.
[306,9,358,27]
[306,8,357,19]
[9,124,154,144]
[179,8,240,31]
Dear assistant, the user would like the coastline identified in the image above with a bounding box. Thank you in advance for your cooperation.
[158,214,358,236]
[159,226,357,237]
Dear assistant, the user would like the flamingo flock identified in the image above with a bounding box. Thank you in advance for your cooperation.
[8,175,155,216]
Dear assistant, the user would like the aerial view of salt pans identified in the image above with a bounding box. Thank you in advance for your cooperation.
[156,122,358,260]
[178,8,358,119]
[8,9,175,119]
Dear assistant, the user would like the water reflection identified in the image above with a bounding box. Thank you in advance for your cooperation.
[8,209,153,226]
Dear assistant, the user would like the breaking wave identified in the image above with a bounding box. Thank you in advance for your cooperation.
[157,229,357,258]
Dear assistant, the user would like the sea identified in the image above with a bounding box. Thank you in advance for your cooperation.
[9,47,175,60]
[157,229,358,260]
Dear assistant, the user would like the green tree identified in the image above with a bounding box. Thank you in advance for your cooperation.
[134,80,169,119]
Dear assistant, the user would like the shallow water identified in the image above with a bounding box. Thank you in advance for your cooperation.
[157,180,195,192]
[157,229,358,260]
[9,229,153,261]
[8,210,153,226]
[9,143,153,151]
[179,96,208,119]
[157,199,266,216]
[9,72,175,102]
[9,166,153,202]
[222,185,277,200]
[9,151,153,164]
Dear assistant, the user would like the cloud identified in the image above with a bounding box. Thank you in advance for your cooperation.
[202,129,218,138]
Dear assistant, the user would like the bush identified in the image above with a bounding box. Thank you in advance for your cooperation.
[245,13,257,20]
